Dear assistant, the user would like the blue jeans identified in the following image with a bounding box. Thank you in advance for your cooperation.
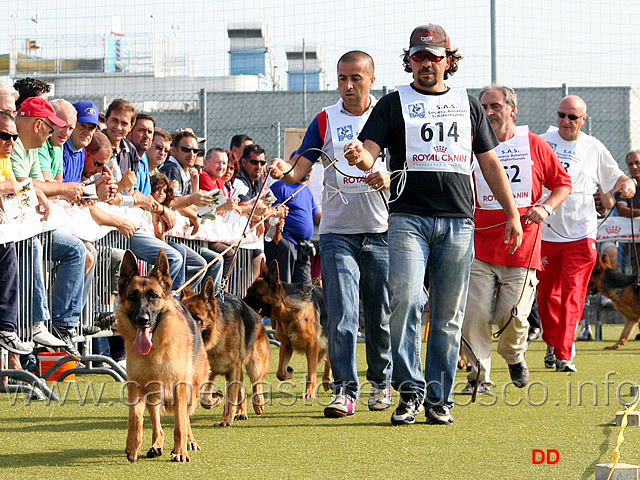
[320,232,392,400]
[129,231,183,288]
[388,214,474,408]
[31,230,87,328]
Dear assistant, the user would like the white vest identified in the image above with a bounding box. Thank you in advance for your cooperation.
[325,100,385,193]
[475,125,533,209]
[396,85,472,175]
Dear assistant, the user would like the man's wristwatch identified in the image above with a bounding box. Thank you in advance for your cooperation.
[541,204,553,216]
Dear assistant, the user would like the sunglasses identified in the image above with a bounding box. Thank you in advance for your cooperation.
[0,109,17,119]
[178,146,203,155]
[194,164,204,171]
[557,111,586,121]
[248,159,267,166]
[93,160,106,168]
[153,144,169,153]
[0,131,19,142]
[410,51,445,63]
[39,119,54,135]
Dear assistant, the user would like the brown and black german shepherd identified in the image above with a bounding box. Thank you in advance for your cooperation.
[181,276,270,426]
[589,253,640,349]
[117,249,210,463]
[244,259,330,399]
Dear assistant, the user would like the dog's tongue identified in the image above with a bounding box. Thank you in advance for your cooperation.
[134,327,153,355]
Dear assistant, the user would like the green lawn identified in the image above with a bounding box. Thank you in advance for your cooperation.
[1,325,639,479]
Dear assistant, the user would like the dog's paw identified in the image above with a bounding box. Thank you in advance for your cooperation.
[146,447,163,458]
[214,418,233,427]
[125,449,138,463]
[170,452,191,463]
[234,413,248,421]
[605,343,622,350]
[187,440,201,451]
[253,403,265,415]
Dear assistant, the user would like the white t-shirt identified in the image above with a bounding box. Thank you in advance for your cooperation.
[540,129,622,241]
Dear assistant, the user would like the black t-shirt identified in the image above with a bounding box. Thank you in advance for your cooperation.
[358,86,498,218]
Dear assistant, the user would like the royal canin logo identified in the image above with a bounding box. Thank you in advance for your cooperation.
[434,146,447,153]
[605,225,622,234]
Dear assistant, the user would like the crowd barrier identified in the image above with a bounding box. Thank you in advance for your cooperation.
[0,200,258,395]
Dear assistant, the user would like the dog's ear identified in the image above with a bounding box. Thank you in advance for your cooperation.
[180,285,194,301]
[201,277,217,312]
[259,257,268,278]
[151,249,173,293]
[267,260,280,286]
[118,250,139,296]
[602,253,612,268]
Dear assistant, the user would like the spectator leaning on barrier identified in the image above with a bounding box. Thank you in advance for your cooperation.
[345,24,523,426]
[14,78,50,109]
[538,95,636,373]
[200,147,226,192]
[12,96,88,360]
[127,113,155,197]
[460,85,572,396]
[38,99,76,182]
[147,127,171,175]
[229,133,253,166]
[0,108,34,359]
[615,151,640,274]
[63,101,99,185]
[103,99,139,196]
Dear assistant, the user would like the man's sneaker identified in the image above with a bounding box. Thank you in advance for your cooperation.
[576,325,593,341]
[82,325,101,336]
[426,405,454,425]
[32,322,66,348]
[391,395,424,425]
[324,391,355,418]
[368,385,392,411]
[544,345,556,369]
[508,361,529,388]
[556,359,577,372]
[460,380,491,395]
[0,331,33,355]
[51,325,82,361]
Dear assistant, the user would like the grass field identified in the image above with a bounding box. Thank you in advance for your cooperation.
[1,325,640,479]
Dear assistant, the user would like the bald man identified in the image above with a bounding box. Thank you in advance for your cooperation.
[539,95,636,372]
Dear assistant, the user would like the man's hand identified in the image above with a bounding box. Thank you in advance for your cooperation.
[93,172,117,203]
[188,191,214,207]
[268,158,291,180]
[344,141,365,167]
[160,207,176,230]
[0,178,18,196]
[117,170,137,192]
[134,192,160,212]
[34,186,50,221]
[115,217,136,238]
[62,182,85,204]
[615,177,637,199]
[365,171,390,190]
[504,217,523,254]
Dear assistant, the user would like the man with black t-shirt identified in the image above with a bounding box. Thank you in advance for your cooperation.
[345,24,522,426]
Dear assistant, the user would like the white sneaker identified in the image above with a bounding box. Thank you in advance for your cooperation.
[368,385,393,411]
[0,331,33,355]
[32,322,66,347]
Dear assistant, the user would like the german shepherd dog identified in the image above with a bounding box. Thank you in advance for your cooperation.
[180,276,270,426]
[244,259,331,399]
[589,253,640,349]
[117,250,210,463]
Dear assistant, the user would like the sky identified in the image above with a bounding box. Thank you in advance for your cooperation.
[2,0,640,92]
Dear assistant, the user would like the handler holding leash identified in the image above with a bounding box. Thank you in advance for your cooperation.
[270,50,393,418]
[460,85,571,395]
[345,24,522,426]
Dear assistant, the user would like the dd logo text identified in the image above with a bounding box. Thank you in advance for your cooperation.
[532,449,559,464]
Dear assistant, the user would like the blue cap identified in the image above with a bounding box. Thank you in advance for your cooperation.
[73,101,100,127]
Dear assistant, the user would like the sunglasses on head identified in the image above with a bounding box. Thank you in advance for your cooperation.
[248,159,267,166]
[153,144,169,153]
[178,146,203,155]
[0,131,19,142]
[557,111,586,121]
[410,50,445,63]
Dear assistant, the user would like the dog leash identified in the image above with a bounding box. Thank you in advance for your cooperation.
[175,150,348,294]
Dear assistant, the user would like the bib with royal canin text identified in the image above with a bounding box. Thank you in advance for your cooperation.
[475,125,533,209]
[325,100,385,193]
[397,85,472,175]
